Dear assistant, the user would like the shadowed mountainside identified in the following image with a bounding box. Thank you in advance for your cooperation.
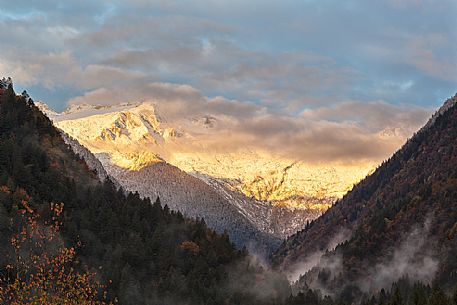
[0,81,290,305]
[273,94,457,301]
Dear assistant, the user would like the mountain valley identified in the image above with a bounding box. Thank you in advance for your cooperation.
[2,1,457,304]
[1,79,457,305]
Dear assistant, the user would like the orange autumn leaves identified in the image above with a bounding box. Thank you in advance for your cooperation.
[179,240,200,255]
[0,194,115,304]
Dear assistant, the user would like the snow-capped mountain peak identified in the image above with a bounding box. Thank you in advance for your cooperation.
[36,100,374,247]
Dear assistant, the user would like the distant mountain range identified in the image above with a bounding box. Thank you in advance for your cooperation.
[272,93,457,300]
[37,101,373,252]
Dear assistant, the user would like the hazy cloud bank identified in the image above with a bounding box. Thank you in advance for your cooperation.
[1,0,454,164]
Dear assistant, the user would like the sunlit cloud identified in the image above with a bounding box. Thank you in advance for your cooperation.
[0,0,455,164]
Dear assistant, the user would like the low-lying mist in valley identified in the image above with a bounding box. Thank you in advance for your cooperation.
[286,228,352,283]
[360,218,439,293]
[287,218,440,300]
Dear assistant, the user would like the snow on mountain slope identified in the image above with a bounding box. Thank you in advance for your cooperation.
[37,101,374,244]
[171,151,372,209]
[191,171,323,238]
[36,102,282,251]
[97,153,281,252]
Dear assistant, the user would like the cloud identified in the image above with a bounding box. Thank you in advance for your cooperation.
[68,82,204,109]
[405,34,457,83]
[288,218,439,299]
[2,0,455,109]
[65,77,431,164]
[222,254,292,303]
[360,218,439,293]
[0,59,38,86]
[286,228,352,283]
[300,101,431,134]
[215,101,430,163]
[0,50,147,91]
[0,0,454,164]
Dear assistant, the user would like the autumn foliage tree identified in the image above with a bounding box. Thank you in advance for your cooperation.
[0,199,114,304]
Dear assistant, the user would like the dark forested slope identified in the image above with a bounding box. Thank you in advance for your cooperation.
[273,94,457,299]
[0,82,289,304]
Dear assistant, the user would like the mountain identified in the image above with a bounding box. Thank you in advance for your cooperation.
[100,155,282,252]
[272,94,457,300]
[37,101,373,250]
[59,131,113,183]
[3,78,456,305]
[0,81,293,304]
[37,103,282,252]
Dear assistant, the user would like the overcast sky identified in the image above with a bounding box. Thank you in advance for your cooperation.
[0,0,456,163]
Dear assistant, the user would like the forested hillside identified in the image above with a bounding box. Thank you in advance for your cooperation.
[273,94,457,302]
[2,79,457,304]
[0,82,291,304]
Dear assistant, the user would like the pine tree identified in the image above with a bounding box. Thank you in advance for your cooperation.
[452,286,457,305]
[411,283,428,305]
[429,286,449,305]
[389,285,403,305]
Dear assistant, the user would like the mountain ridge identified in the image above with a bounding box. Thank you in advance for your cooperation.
[272,93,457,300]
[37,100,373,250]
[37,101,284,252]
